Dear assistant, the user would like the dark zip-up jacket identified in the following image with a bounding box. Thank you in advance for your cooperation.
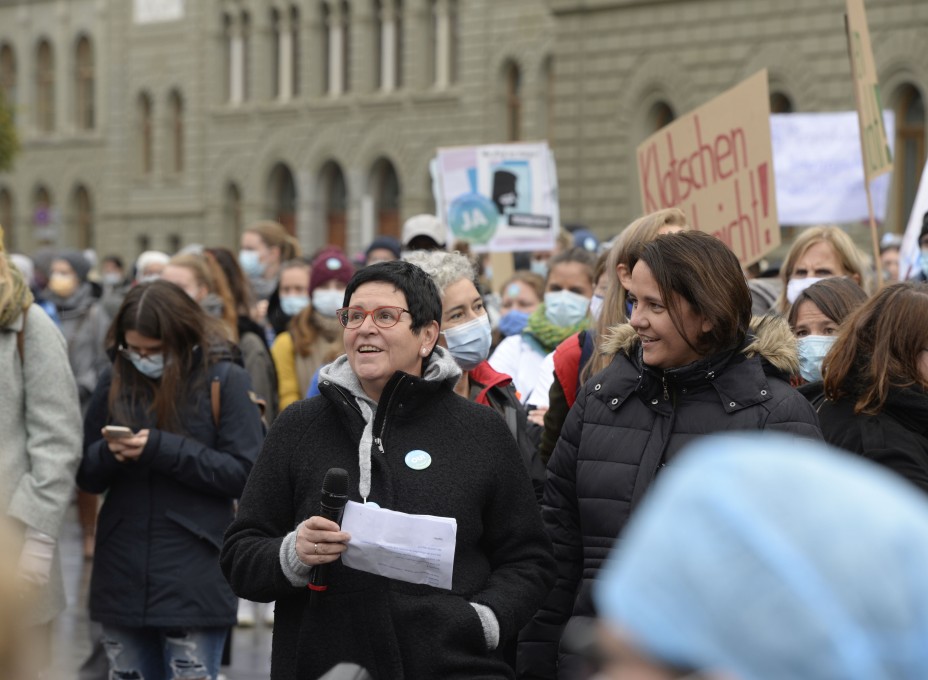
[221,362,555,680]
[78,356,264,628]
[518,317,823,679]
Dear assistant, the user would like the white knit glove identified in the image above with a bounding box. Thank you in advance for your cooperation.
[19,527,56,587]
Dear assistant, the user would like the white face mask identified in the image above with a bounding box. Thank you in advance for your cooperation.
[442,315,492,372]
[589,294,605,321]
[786,277,826,305]
[312,289,344,317]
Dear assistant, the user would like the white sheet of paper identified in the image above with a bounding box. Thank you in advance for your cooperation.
[339,501,457,590]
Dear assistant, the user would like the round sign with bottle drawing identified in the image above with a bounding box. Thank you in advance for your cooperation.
[448,193,498,245]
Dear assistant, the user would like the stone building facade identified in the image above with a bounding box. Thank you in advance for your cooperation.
[0,0,925,262]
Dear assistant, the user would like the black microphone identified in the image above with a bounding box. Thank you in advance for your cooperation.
[308,467,349,606]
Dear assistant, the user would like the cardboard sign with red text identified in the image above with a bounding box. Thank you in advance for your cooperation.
[846,0,892,182]
[637,70,778,265]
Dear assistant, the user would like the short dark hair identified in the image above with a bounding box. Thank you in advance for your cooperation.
[630,230,751,354]
[343,260,443,333]
[787,277,868,330]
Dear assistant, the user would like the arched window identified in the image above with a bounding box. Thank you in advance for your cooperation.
[241,11,251,101]
[71,185,93,248]
[223,182,243,241]
[0,187,14,251]
[267,162,297,235]
[893,83,926,227]
[0,44,15,111]
[75,36,94,130]
[647,101,675,133]
[504,61,521,142]
[770,91,794,114]
[167,90,184,173]
[369,157,401,237]
[541,55,554,141]
[138,92,153,174]
[341,1,351,93]
[322,3,332,94]
[374,0,402,91]
[319,161,347,248]
[324,1,350,95]
[33,185,54,242]
[223,13,233,102]
[36,40,55,132]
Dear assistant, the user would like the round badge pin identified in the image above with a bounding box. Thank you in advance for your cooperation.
[405,450,432,471]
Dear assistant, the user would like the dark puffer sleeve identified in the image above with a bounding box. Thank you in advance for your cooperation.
[518,386,587,679]
[764,384,823,441]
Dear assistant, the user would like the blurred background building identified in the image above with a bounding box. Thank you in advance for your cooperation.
[0,0,925,262]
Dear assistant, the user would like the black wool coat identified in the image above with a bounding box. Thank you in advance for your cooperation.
[818,387,928,495]
[221,369,555,680]
[518,318,823,679]
[78,359,265,628]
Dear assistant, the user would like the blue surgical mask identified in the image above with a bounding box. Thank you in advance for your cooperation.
[797,335,836,383]
[312,289,344,318]
[589,294,605,321]
[530,259,548,279]
[280,294,310,317]
[498,309,530,337]
[544,290,590,328]
[129,353,165,380]
[239,250,265,278]
[442,315,492,371]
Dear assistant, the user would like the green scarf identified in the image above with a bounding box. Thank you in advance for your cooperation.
[0,256,34,328]
[523,304,589,354]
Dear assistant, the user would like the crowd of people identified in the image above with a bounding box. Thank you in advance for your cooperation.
[2,206,928,679]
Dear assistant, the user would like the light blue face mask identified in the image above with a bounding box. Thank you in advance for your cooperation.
[238,250,265,278]
[129,353,165,380]
[442,315,492,371]
[797,335,836,382]
[312,289,344,318]
[530,259,549,279]
[919,248,928,279]
[498,309,530,337]
[280,294,310,317]
[544,290,590,328]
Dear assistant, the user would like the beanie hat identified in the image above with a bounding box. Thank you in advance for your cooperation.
[309,248,355,294]
[365,235,402,262]
[55,249,92,282]
[595,432,928,680]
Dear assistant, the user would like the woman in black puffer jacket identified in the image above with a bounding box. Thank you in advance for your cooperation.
[818,282,928,495]
[518,231,822,680]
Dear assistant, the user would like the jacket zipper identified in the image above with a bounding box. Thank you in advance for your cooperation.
[662,375,669,401]
[373,374,405,455]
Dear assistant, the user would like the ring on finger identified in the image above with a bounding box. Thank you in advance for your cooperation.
[314,543,319,555]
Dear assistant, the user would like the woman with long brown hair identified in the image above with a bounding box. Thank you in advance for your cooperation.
[818,282,928,494]
[77,280,264,680]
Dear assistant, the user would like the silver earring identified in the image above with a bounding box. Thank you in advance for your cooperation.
[422,348,428,355]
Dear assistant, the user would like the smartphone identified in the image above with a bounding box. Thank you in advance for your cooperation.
[102,425,134,439]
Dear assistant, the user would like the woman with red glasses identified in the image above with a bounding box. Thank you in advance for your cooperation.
[78,280,264,680]
[222,260,554,680]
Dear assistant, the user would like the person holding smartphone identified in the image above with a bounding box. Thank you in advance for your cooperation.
[78,280,264,680]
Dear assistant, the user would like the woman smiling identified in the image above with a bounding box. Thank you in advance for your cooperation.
[519,230,822,679]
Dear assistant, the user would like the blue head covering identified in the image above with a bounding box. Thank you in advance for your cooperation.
[594,432,928,680]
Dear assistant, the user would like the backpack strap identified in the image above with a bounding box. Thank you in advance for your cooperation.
[211,376,221,428]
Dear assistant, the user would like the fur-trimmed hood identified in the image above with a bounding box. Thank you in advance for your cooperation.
[599,314,799,376]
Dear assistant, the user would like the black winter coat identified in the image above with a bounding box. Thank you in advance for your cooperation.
[221,368,555,680]
[518,318,823,679]
[818,387,928,495]
[78,359,265,628]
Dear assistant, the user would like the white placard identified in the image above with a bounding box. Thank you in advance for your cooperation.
[134,0,184,24]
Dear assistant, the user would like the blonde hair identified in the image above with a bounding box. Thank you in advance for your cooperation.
[168,252,239,341]
[776,225,868,314]
[244,221,301,263]
[582,208,689,380]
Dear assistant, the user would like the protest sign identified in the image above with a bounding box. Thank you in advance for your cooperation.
[637,70,778,265]
[846,0,893,182]
[432,142,559,253]
[899,156,928,281]
[770,111,894,225]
